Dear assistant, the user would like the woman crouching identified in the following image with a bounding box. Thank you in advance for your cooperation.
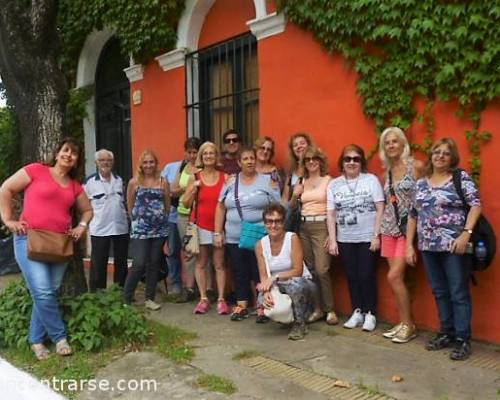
[255,203,319,340]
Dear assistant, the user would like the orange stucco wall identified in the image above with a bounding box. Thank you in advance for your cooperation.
[129,0,500,343]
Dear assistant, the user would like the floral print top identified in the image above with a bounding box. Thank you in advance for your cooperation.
[380,159,416,237]
[410,170,480,252]
[130,186,169,239]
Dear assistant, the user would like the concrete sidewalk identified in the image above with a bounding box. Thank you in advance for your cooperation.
[76,299,499,400]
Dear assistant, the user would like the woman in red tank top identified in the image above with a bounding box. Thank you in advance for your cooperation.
[183,142,228,315]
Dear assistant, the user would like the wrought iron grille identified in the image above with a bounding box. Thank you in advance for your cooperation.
[185,33,259,147]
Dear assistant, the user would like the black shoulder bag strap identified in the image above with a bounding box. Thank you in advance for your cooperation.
[234,173,244,221]
[388,170,403,234]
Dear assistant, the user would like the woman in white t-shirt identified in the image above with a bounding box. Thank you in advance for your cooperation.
[326,144,385,332]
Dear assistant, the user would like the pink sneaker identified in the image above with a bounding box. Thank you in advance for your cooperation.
[217,300,230,315]
[194,299,210,314]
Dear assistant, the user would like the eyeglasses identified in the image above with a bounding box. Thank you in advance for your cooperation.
[432,150,451,157]
[264,218,284,226]
[224,137,240,144]
[343,156,362,163]
[97,159,113,163]
[259,146,273,152]
[304,156,320,163]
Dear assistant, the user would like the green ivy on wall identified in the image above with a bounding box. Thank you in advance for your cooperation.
[279,0,500,179]
[58,0,185,79]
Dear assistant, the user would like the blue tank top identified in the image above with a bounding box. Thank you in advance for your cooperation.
[130,186,168,239]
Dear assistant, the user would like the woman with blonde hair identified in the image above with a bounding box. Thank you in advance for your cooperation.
[124,150,170,310]
[378,127,425,343]
[292,146,337,325]
[254,136,284,193]
[183,142,229,315]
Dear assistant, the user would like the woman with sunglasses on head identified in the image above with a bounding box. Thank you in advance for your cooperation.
[292,146,337,325]
[254,136,284,193]
[183,142,229,315]
[255,203,319,340]
[378,127,425,343]
[406,138,481,361]
[327,144,385,332]
[124,150,170,311]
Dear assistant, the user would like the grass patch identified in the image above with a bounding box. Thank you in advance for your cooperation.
[326,329,339,337]
[147,320,196,363]
[0,320,197,399]
[195,373,236,395]
[232,350,260,360]
[357,378,382,396]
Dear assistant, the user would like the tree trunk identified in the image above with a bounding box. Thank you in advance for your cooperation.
[0,0,87,295]
[0,0,67,163]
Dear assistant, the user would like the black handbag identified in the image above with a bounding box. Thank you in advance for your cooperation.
[388,170,408,236]
[452,169,496,272]
[284,176,303,233]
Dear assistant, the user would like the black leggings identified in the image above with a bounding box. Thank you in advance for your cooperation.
[226,244,260,303]
[338,242,378,314]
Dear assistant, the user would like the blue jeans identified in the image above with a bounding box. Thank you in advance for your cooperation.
[13,235,67,344]
[421,251,472,340]
[166,222,182,289]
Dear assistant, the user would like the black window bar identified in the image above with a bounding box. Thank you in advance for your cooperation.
[185,33,259,147]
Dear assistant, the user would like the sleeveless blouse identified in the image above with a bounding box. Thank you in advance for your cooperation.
[261,232,312,280]
[131,185,168,239]
[380,159,416,237]
[190,171,225,231]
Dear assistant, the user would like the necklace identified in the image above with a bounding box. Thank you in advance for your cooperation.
[344,174,360,194]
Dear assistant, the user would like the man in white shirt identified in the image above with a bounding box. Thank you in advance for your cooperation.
[84,149,129,291]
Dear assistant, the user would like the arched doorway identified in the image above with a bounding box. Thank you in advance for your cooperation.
[95,38,132,182]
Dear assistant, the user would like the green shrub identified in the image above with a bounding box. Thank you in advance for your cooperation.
[0,281,148,351]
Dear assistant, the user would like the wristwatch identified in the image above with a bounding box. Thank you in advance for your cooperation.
[463,228,473,234]
[78,221,88,228]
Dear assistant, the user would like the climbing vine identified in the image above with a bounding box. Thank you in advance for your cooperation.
[58,0,185,79]
[278,0,500,179]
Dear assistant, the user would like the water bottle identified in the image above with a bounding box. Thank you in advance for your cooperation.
[474,241,487,269]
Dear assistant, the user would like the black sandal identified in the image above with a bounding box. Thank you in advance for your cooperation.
[425,333,455,351]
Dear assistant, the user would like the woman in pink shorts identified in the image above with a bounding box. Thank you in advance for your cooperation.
[379,127,424,343]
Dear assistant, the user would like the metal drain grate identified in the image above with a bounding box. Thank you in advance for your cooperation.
[240,356,393,400]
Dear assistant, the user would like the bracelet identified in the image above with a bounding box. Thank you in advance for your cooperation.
[213,232,222,237]
[78,221,88,228]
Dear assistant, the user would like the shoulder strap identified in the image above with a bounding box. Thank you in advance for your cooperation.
[388,169,401,223]
[234,173,244,221]
[193,173,200,223]
[452,169,468,212]
[261,236,272,278]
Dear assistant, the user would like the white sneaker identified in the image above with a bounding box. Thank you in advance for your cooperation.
[362,311,377,332]
[343,308,364,329]
[145,299,161,311]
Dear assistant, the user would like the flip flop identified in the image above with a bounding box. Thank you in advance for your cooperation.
[31,344,50,361]
[55,339,73,356]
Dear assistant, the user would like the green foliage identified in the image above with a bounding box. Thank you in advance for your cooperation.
[66,85,94,142]
[0,107,21,184]
[0,281,148,351]
[60,285,149,351]
[279,0,500,175]
[58,0,185,77]
[0,280,31,348]
[149,320,196,363]
[195,374,237,395]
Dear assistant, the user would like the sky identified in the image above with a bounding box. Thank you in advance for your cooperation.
[0,76,5,108]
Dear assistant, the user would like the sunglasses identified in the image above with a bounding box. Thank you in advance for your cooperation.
[264,218,284,226]
[304,156,321,163]
[343,156,362,163]
[224,137,241,144]
[259,145,273,152]
[432,150,451,157]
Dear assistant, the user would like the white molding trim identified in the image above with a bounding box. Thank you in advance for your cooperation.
[124,64,144,82]
[247,12,286,40]
[155,48,187,71]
